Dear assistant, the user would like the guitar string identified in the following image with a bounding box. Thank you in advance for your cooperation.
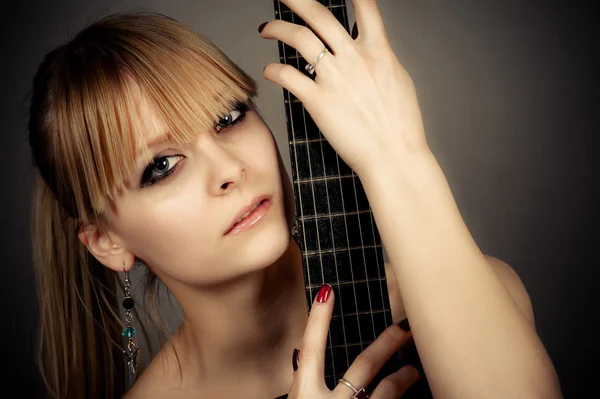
[289,5,337,381]
[276,0,313,315]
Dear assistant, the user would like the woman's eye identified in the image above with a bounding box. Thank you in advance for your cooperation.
[216,110,242,130]
[215,101,249,133]
[140,154,184,187]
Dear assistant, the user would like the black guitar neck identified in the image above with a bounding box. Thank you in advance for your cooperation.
[273,0,396,390]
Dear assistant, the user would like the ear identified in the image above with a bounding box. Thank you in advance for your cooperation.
[78,224,135,272]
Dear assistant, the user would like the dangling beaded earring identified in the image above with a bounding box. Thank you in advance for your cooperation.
[122,262,139,376]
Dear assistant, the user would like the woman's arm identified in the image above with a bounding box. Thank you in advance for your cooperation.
[385,254,536,330]
[259,0,562,395]
[361,149,562,398]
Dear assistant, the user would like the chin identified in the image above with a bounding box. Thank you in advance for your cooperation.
[223,200,291,274]
[236,219,290,271]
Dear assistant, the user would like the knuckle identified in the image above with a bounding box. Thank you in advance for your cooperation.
[404,364,421,380]
[379,325,404,345]
[276,64,297,81]
[377,378,400,396]
[292,25,314,46]
[352,352,376,375]
[297,344,321,360]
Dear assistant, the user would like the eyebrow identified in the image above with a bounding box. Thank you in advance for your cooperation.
[135,132,173,159]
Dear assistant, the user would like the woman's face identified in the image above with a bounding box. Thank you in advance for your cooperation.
[102,83,290,287]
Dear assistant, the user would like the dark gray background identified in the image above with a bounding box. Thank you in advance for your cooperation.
[1,0,596,397]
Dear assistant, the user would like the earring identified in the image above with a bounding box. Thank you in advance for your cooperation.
[122,262,139,376]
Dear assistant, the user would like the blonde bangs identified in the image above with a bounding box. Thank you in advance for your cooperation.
[50,12,257,221]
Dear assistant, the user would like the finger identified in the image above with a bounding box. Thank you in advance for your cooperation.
[260,19,335,79]
[369,365,421,399]
[351,0,388,45]
[281,0,354,55]
[339,322,412,389]
[297,284,334,384]
[262,62,319,104]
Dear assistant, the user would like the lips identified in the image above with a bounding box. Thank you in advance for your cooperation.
[224,194,271,235]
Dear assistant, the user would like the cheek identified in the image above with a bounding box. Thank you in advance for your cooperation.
[117,185,218,271]
[244,128,281,176]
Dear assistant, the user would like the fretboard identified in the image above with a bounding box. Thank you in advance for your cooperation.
[273,0,397,389]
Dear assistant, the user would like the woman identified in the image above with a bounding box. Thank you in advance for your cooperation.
[28,0,562,398]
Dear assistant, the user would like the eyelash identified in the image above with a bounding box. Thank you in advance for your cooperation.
[139,101,250,188]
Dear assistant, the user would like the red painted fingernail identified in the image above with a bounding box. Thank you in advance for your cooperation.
[316,284,332,303]
[258,22,268,33]
[292,348,300,371]
[351,22,358,39]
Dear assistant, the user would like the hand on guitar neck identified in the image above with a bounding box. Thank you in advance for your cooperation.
[279,283,420,399]
[261,0,429,178]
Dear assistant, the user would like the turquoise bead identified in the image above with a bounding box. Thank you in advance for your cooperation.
[122,327,136,338]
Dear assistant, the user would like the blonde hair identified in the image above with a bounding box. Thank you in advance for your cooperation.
[28,12,257,398]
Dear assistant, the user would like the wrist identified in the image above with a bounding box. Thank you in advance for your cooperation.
[357,145,444,198]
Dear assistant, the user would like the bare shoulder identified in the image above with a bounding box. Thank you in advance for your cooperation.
[121,345,184,399]
[121,364,170,399]
[383,255,535,329]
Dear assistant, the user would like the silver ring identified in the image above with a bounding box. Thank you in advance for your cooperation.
[337,378,369,399]
[305,48,329,75]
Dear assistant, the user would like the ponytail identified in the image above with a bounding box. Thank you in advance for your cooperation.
[33,174,127,398]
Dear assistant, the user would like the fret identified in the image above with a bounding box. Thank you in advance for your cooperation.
[274,0,347,15]
[303,248,386,288]
[293,174,352,183]
[307,279,389,316]
[289,137,326,144]
[327,341,376,350]
[305,277,388,289]
[299,209,372,222]
[279,55,301,62]
[301,244,381,257]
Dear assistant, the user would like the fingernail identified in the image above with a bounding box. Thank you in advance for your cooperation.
[292,348,300,371]
[398,317,411,332]
[258,22,268,33]
[351,22,358,39]
[316,284,332,303]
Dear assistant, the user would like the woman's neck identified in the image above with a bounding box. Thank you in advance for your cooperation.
[157,239,307,393]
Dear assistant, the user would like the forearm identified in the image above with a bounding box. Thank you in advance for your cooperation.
[360,150,562,398]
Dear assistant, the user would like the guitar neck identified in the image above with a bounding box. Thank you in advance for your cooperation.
[273,0,395,389]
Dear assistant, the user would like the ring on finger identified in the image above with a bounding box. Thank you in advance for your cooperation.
[337,378,369,399]
[305,48,329,75]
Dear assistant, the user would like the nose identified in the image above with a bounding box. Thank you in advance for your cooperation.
[205,140,246,195]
